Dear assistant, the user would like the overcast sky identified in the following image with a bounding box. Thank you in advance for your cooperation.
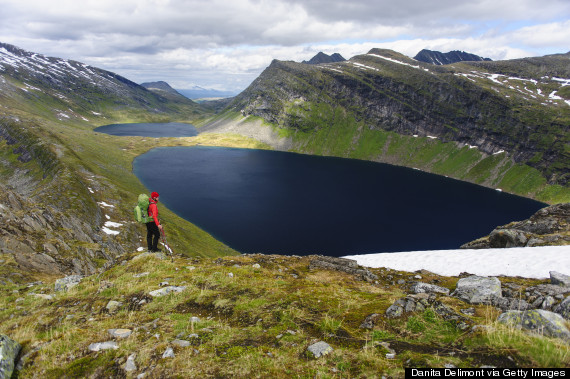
[1,0,569,93]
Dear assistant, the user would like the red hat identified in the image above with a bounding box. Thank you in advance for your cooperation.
[151,192,159,199]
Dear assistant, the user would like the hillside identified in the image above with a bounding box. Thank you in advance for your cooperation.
[1,251,570,377]
[212,48,570,203]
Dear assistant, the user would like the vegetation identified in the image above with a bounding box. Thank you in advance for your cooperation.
[2,253,569,377]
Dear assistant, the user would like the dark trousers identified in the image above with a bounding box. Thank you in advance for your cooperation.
[146,222,160,252]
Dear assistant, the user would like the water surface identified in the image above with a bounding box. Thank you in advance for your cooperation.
[133,146,546,256]
[94,122,198,137]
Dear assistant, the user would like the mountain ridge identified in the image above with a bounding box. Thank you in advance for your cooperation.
[303,52,346,65]
[218,48,570,202]
[414,49,492,65]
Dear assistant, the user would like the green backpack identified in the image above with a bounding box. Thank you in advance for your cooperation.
[133,194,154,223]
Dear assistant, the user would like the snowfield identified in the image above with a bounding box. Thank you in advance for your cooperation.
[344,245,570,279]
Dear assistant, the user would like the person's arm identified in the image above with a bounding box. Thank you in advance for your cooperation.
[149,203,161,228]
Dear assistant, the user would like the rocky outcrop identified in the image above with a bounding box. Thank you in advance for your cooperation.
[308,256,378,281]
[462,203,570,249]
[452,276,502,304]
[498,310,570,342]
[0,334,21,378]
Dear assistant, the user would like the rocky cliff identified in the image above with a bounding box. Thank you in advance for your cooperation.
[222,49,570,200]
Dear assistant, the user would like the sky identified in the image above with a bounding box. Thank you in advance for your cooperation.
[0,0,569,93]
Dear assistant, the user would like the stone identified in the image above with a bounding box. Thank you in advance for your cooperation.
[410,282,450,295]
[172,339,191,347]
[307,341,333,358]
[550,272,570,287]
[108,329,132,339]
[149,286,186,297]
[252,263,261,269]
[54,275,83,292]
[162,347,175,358]
[190,316,201,323]
[461,308,476,316]
[125,353,137,372]
[452,276,502,304]
[0,334,21,379]
[106,300,123,313]
[308,256,378,281]
[498,310,570,342]
[360,313,381,329]
[554,297,570,320]
[133,272,150,278]
[489,229,527,248]
[88,341,119,352]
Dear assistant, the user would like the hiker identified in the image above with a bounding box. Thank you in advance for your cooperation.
[147,191,163,252]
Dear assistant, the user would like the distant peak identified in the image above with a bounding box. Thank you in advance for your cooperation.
[413,49,492,65]
[303,52,346,65]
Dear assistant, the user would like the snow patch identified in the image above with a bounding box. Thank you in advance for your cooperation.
[493,150,505,155]
[427,136,437,139]
[367,54,429,72]
[105,221,123,228]
[344,245,570,279]
[98,201,115,208]
[102,227,120,236]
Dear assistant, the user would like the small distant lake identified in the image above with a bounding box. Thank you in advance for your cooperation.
[94,122,198,137]
[133,146,547,256]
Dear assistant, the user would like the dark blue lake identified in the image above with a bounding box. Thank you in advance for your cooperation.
[133,146,546,256]
[94,122,198,137]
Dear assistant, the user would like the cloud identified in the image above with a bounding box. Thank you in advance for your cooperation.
[0,0,568,92]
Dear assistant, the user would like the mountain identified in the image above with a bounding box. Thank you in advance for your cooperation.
[219,48,570,203]
[303,52,346,65]
[414,49,492,65]
[140,80,196,103]
[0,43,228,280]
[0,43,203,122]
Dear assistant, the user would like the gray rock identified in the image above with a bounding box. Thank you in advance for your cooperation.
[452,276,502,304]
[410,282,450,295]
[108,329,132,339]
[125,353,137,372]
[489,229,527,248]
[162,347,175,358]
[31,293,53,300]
[88,341,119,352]
[133,272,150,278]
[54,275,83,292]
[0,334,21,379]
[550,272,570,287]
[307,341,333,358]
[172,339,191,347]
[542,296,556,310]
[252,263,261,269]
[149,286,186,297]
[554,297,570,319]
[498,310,570,342]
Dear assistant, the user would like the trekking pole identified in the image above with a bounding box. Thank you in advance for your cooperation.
[159,225,174,262]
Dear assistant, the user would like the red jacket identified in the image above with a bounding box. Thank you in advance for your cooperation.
[148,199,161,227]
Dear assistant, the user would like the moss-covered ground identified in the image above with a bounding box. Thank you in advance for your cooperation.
[1,253,568,378]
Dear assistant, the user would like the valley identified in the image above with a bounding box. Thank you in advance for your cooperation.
[0,42,569,376]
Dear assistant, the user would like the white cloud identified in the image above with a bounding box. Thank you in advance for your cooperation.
[0,0,568,92]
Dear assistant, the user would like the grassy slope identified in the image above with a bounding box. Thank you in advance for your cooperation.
[1,253,568,377]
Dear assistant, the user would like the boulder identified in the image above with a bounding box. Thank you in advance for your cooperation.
[88,341,119,352]
[149,286,186,297]
[306,341,333,358]
[550,272,570,287]
[489,229,527,248]
[105,300,123,313]
[108,329,132,339]
[498,310,570,342]
[54,275,83,292]
[452,276,502,304]
[0,334,21,379]
[410,282,450,295]
[554,297,570,320]
[125,354,137,372]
